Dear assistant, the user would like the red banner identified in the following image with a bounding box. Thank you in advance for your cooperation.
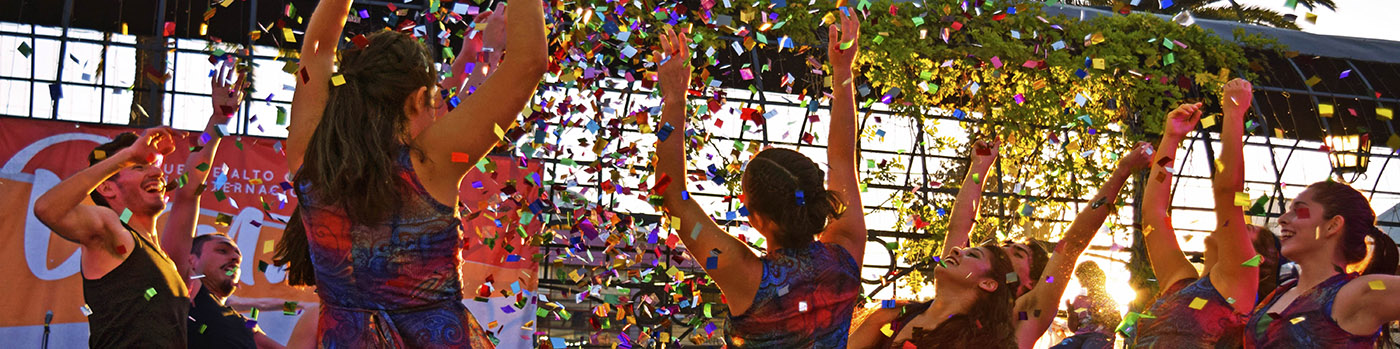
[0,117,540,345]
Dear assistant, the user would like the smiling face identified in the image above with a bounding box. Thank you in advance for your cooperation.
[1277,187,1337,262]
[97,162,168,216]
[936,246,1004,293]
[191,234,242,297]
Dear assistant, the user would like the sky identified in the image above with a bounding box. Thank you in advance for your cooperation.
[1235,0,1400,41]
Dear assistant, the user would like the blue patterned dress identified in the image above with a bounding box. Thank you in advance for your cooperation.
[1245,273,1379,348]
[1132,276,1247,348]
[297,148,493,348]
[726,241,861,348]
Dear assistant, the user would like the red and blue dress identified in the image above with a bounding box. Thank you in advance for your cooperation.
[297,148,493,348]
[725,241,861,348]
[1245,272,1379,348]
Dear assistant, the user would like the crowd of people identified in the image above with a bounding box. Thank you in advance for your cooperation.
[29,1,1400,348]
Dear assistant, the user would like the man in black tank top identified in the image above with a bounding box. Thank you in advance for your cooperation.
[32,63,244,348]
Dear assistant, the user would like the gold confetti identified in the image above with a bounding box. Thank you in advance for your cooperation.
[1188,297,1207,310]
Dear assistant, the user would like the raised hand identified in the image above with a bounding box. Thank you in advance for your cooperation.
[1118,141,1154,172]
[482,3,508,54]
[657,26,692,100]
[210,60,247,126]
[1163,103,1203,139]
[828,11,859,70]
[1221,78,1252,114]
[122,126,178,166]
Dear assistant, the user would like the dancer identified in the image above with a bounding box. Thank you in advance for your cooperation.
[866,245,1020,348]
[851,141,1152,348]
[1245,180,1400,347]
[183,233,284,348]
[156,61,282,348]
[652,13,866,347]
[280,0,546,345]
[1052,261,1120,349]
[1133,79,1276,348]
[31,60,243,348]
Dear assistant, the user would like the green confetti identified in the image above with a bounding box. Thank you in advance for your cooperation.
[200,324,207,333]
[1241,254,1262,267]
[839,40,853,50]
[120,209,133,224]
[144,287,157,300]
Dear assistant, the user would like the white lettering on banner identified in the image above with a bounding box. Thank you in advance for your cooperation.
[25,169,83,280]
[230,207,266,286]
[4,133,114,281]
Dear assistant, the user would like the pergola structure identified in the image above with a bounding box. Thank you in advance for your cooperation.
[3,0,1398,347]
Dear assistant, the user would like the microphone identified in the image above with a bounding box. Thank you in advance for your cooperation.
[43,310,52,349]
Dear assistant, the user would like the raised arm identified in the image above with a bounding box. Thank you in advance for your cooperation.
[1013,143,1151,347]
[1207,78,1259,311]
[33,127,176,250]
[848,306,903,348]
[438,3,505,99]
[164,62,243,282]
[285,0,353,173]
[413,0,549,190]
[653,27,763,315]
[820,13,866,262]
[1142,103,1203,293]
[1337,273,1400,336]
[940,139,998,257]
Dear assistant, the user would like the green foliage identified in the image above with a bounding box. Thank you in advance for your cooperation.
[563,0,1277,291]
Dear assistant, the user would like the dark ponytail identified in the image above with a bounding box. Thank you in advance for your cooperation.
[1364,228,1398,276]
[741,148,846,249]
[272,208,315,286]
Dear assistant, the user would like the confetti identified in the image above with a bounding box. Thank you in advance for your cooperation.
[144,287,157,301]
[1188,297,1207,309]
[1241,254,1262,267]
[1370,280,1386,290]
[881,323,894,337]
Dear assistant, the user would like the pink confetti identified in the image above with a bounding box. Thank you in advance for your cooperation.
[991,56,1003,68]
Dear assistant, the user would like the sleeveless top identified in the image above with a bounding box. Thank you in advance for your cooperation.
[82,223,189,348]
[726,241,861,348]
[875,300,933,348]
[1133,276,1246,348]
[1245,273,1380,348]
[187,286,256,348]
[297,148,492,348]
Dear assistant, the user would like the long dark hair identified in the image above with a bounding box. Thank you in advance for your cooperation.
[295,30,437,226]
[1304,181,1397,271]
[741,148,846,249]
[909,244,1018,348]
[272,208,315,286]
